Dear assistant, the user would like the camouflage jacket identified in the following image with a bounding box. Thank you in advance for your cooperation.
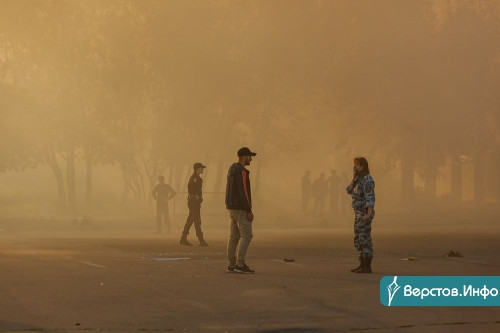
[346,174,375,210]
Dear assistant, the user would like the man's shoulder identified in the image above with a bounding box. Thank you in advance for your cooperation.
[190,174,202,182]
[229,163,245,174]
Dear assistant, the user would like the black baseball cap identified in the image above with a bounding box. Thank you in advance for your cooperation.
[193,162,206,170]
[237,147,257,157]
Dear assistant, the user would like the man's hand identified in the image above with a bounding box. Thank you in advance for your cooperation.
[247,212,254,222]
[362,207,373,221]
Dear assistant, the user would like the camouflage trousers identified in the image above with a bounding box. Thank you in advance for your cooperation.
[353,208,375,257]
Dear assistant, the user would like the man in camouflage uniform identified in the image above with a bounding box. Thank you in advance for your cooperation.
[346,157,375,273]
[180,162,208,246]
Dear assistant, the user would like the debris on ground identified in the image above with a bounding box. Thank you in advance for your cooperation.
[401,257,419,261]
[141,257,191,261]
[284,258,295,262]
[442,250,463,257]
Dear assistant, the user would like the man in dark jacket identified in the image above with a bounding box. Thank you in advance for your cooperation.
[225,147,256,274]
[180,162,208,246]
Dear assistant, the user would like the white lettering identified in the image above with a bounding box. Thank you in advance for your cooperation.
[421,288,430,299]
[404,285,412,296]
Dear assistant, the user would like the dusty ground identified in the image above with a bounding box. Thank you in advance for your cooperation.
[0,225,499,333]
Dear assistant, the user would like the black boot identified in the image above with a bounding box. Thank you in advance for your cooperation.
[179,233,192,246]
[351,255,363,272]
[198,237,208,247]
[356,256,372,273]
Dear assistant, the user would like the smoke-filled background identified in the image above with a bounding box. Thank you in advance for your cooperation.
[1,0,499,230]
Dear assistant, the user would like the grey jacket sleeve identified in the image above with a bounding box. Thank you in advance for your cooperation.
[363,177,375,208]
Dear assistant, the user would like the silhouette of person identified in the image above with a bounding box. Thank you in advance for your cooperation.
[327,169,341,216]
[180,162,208,246]
[312,173,328,215]
[152,176,176,234]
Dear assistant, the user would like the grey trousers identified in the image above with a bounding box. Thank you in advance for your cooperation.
[227,210,253,267]
[354,209,375,257]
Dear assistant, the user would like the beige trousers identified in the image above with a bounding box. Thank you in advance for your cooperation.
[227,210,253,266]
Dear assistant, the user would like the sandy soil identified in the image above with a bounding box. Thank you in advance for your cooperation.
[0,226,499,332]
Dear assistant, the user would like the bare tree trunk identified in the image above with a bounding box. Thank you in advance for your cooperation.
[174,164,184,193]
[133,168,146,208]
[424,163,438,200]
[66,147,77,213]
[254,159,263,194]
[139,153,162,205]
[131,175,141,204]
[168,165,174,186]
[401,152,415,202]
[472,154,484,203]
[214,159,225,198]
[252,99,273,195]
[45,148,66,209]
[85,146,92,210]
[451,154,463,202]
[182,165,190,192]
[121,164,131,206]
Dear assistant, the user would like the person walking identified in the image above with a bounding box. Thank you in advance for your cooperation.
[180,162,209,246]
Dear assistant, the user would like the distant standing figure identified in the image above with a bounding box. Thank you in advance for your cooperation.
[180,162,208,246]
[301,170,312,214]
[346,157,375,274]
[312,173,328,215]
[327,169,341,216]
[152,176,176,234]
[226,147,257,274]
